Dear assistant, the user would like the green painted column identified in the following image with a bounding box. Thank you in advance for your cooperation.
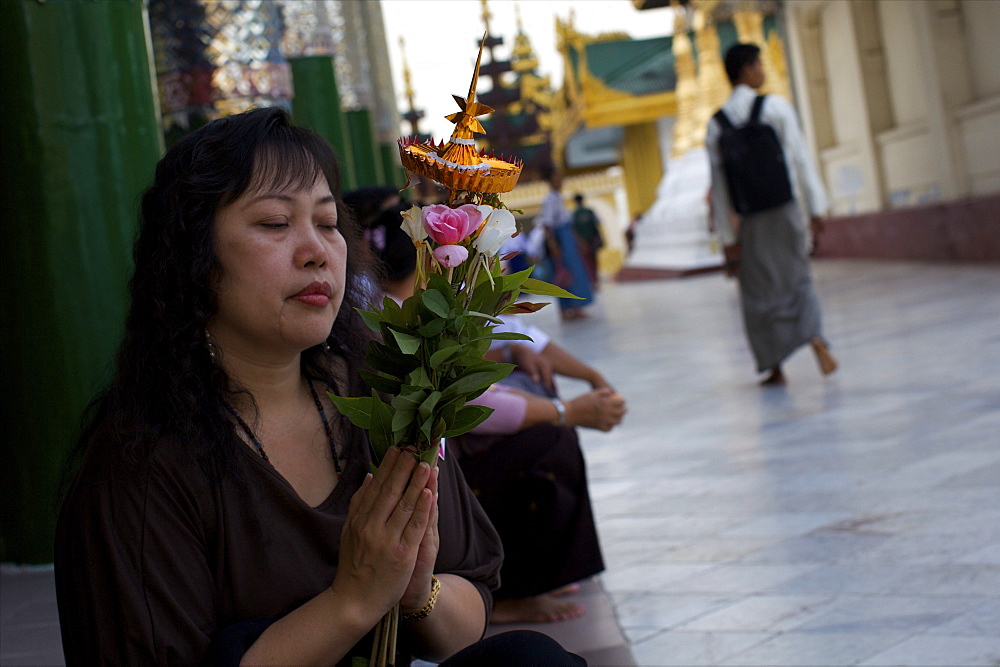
[346,109,385,187]
[379,142,405,190]
[0,0,162,563]
[289,55,357,192]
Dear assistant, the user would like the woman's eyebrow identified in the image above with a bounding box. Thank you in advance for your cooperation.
[243,193,294,206]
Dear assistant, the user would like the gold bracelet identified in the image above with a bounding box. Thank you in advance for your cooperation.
[402,575,440,622]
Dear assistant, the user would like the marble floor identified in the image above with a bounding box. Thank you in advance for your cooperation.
[539,259,1000,666]
[3,259,999,666]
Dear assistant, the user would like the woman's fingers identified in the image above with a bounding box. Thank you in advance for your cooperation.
[387,461,432,536]
[335,452,436,612]
[363,446,424,522]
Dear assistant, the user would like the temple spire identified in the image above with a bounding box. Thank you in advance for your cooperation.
[398,36,425,137]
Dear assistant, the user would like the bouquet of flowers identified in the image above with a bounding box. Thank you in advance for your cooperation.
[329,200,570,467]
[327,39,574,667]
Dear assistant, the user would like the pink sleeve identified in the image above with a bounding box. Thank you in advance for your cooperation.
[468,385,528,434]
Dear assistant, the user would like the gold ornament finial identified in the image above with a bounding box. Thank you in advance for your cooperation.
[397,33,523,195]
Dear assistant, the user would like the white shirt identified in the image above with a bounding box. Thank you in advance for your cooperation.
[535,189,572,229]
[706,84,829,245]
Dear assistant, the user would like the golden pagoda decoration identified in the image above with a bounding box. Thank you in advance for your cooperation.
[670,1,700,156]
[398,35,523,195]
[693,0,731,135]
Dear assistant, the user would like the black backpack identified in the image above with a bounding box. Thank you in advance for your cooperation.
[713,95,794,215]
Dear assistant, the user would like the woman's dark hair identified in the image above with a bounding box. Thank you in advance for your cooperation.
[73,106,376,479]
[343,186,416,283]
[724,43,761,86]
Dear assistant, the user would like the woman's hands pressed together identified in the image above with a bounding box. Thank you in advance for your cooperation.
[332,446,439,626]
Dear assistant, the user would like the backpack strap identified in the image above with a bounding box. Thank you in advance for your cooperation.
[749,95,767,124]
[713,108,735,131]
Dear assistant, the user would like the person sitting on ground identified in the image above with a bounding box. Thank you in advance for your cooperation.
[352,192,626,624]
[54,107,585,666]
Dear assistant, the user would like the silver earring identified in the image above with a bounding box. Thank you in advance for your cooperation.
[322,340,331,352]
[205,328,217,361]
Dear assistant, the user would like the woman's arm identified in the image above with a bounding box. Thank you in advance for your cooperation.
[402,573,488,662]
[509,341,610,390]
[506,386,626,433]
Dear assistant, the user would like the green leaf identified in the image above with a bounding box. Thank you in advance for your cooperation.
[466,310,503,324]
[521,277,582,299]
[357,308,383,333]
[326,394,373,430]
[391,388,426,414]
[379,296,404,326]
[427,273,454,299]
[500,267,534,294]
[407,367,434,388]
[400,294,422,325]
[417,318,447,337]
[468,277,500,314]
[429,344,462,367]
[441,364,516,402]
[421,289,451,318]
[368,390,395,461]
[390,329,421,355]
[417,390,442,422]
[419,414,435,444]
[358,369,403,395]
[442,405,495,438]
[474,331,533,342]
[391,406,416,433]
[366,341,420,377]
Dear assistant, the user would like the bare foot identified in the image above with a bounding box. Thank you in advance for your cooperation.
[760,367,786,385]
[811,338,838,375]
[549,582,581,597]
[492,594,587,624]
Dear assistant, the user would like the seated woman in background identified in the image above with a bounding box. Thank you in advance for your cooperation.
[352,189,626,625]
[55,108,584,666]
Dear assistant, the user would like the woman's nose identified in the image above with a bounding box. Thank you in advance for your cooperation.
[295,225,327,268]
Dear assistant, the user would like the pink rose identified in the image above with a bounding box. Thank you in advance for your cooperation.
[422,204,483,245]
[433,244,469,268]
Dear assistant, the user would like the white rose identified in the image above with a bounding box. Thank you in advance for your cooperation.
[472,206,517,256]
[400,203,426,242]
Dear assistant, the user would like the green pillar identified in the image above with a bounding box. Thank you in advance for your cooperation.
[0,0,162,563]
[346,109,385,187]
[379,142,405,190]
[288,55,357,192]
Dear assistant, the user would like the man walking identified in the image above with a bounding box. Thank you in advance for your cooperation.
[706,43,837,385]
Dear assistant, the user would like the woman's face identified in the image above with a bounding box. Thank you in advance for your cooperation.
[209,174,347,359]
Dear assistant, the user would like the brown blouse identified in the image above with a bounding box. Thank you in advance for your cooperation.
[55,432,503,665]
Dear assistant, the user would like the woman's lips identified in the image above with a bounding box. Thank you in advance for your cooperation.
[290,281,332,306]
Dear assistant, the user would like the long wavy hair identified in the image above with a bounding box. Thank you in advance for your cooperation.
[74,106,377,479]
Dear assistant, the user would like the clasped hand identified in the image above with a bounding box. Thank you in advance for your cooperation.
[332,446,439,625]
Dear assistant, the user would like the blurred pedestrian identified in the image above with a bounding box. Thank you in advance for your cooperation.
[571,193,604,290]
[536,166,594,322]
[706,43,838,385]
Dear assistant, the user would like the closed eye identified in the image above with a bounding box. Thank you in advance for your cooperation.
[256,214,289,229]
